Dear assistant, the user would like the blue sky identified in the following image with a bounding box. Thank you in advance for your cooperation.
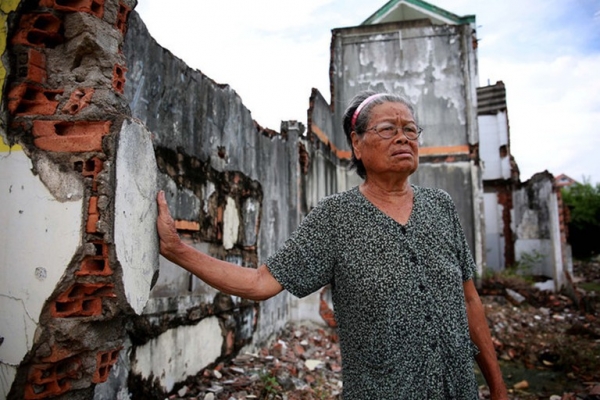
[136,0,600,184]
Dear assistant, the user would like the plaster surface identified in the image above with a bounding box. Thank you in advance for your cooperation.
[0,141,82,371]
[114,119,159,314]
[132,316,223,393]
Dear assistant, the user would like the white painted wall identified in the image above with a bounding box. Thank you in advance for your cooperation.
[131,316,223,393]
[479,113,511,181]
[223,196,239,250]
[0,139,82,394]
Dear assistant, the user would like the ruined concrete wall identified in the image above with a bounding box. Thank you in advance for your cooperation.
[0,0,162,399]
[513,172,567,289]
[119,11,310,398]
[328,19,484,271]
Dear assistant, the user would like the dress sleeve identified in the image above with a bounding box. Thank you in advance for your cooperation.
[265,197,337,298]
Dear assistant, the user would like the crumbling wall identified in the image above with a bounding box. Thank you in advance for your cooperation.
[0,0,162,399]
[513,171,568,289]
[120,11,311,399]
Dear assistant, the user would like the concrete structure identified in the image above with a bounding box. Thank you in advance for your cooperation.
[477,82,570,289]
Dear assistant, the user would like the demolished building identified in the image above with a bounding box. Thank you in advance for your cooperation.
[0,0,571,398]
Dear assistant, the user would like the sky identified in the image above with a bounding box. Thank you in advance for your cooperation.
[135,0,600,184]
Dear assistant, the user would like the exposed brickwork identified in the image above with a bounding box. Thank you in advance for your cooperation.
[497,187,515,268]
[16,48,47,84]
[175,219,200,231]
[23,358,81,399]
[115,2,131,34]
[4,0,135,397]
[112,64,127,93]
[62,88,95,115]
[40,0,105,18]
[319,286,337,328]
[32,120,111,152]
[11,13,63,48]
[92,347,122,383]
[7,84,62,116]
[51,283,116,318]
[86,195,99,233]
[76,156,104,191]
[76,241,112,276]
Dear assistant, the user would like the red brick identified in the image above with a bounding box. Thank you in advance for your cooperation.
[16,48,47,83]
[32,120,111,152]
[115,2,131,34]
[24,358,81,399]
[112,64,127,94]
[8,84,62,116]
[175,220,200,231]
[76,241,111,276]
[40,0,105,18]
[62,88,94,115]
[92,347,122,383]
[86,196,99,233]
[12,13,63,48]
[78,156,103,191]
[51,282,116,318]
[319,287,337,328]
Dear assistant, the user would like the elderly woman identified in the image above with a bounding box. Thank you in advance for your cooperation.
[156,91,508,399]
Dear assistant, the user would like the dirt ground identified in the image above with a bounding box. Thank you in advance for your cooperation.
[169,259,600,400]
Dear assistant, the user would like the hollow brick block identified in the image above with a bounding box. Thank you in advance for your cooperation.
[51,283,116,318]
[8,84,62,116]
[12,13,63,48]
[24,358,81,399]
[76,156,103,191]
[115,2,131,34]
[16,48,47,84]
[32,120,111,152]
[76,241,111,276]
[62,88,94,115]
[40,0,105,18]
[92,347,122,383]
[86,196,99,233]
[112,64,127,94]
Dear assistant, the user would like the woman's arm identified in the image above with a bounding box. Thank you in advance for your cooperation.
[463,279,508,400]
[157,191,283,301]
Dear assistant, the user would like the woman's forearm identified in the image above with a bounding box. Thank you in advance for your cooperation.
[464,280,508,399]
[157,191,283,301]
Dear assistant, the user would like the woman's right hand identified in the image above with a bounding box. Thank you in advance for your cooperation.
[156,190,182,261]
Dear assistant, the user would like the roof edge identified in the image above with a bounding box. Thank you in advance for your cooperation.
[362,0,475,26]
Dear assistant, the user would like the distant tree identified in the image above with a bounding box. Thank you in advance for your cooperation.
[561,180,600,259]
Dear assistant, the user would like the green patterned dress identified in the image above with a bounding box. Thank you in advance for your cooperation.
[266,185,479,399]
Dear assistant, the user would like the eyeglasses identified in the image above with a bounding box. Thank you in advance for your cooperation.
[365,122,423,140]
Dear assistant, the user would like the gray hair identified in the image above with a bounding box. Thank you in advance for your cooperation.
[343,90,417,179]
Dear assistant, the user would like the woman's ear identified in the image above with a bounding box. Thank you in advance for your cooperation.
[351,131,362,160]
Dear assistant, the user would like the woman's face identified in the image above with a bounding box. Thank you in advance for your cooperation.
[351,101,419,178]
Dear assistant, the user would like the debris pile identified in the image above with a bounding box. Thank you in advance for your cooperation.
[169,323,343,399]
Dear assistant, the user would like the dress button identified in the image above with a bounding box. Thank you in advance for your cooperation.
[411,255,418,263]
[418,283,426,292]
[401,226,407,234]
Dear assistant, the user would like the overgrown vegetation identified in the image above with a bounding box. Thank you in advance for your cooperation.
[561,180,600,259]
